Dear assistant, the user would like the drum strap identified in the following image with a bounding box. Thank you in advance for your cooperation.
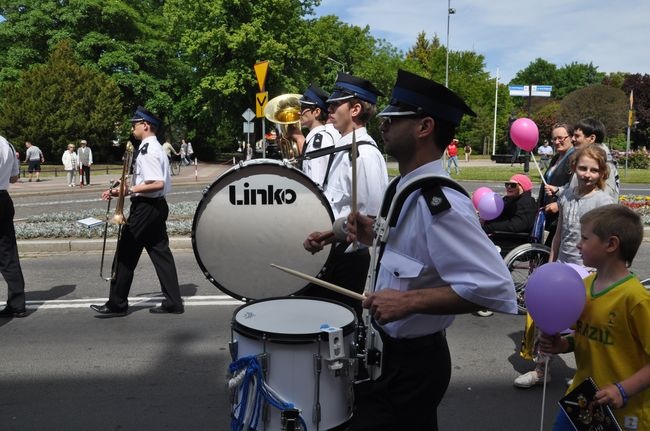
[369,174,469,293]
[321,141,374,188]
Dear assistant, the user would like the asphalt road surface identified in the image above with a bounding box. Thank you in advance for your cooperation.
[2,248,650,430]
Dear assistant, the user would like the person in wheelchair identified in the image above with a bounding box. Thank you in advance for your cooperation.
[481,174,537,256]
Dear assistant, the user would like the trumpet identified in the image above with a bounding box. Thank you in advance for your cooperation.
[100,141,134,281]
[264,93,303,160]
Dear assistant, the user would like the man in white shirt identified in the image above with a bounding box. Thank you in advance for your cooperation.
[91,106,183,316]
[346,70,516,430]
[302,72,388,319]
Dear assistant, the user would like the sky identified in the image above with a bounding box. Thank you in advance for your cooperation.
[311,0,650,85]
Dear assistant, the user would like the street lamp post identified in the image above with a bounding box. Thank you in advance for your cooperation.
[445,0,456,88]
[326,56,345,72]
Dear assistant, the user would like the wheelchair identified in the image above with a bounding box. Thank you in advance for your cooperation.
[489,209,550,315]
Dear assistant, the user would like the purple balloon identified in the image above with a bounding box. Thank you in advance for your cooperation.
[472,186,493,209]
[565,263,590,279]
[525,262,586,334]
[478,192,504,220]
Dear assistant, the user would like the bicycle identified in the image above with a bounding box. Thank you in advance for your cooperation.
[490,209,550,315]
[170,154,182,176]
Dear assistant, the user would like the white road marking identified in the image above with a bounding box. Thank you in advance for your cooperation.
[26,295,242,310]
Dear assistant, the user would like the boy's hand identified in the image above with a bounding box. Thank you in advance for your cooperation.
[595,384,625,408]
[537,333,566,354]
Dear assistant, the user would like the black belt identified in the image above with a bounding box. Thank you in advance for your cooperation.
[130,196,165,203]
[381,331,445,354]
[0,190,7,194]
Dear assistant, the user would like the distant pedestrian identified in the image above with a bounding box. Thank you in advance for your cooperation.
[186,140,194,162]
[24,141,44,182]
[464,143,472,162]
[0,135,27,318]
[77,139,93,185]
[537,139,553,170]
[62,144,79,188]
[446,138,460,174]
[245,143,252,161]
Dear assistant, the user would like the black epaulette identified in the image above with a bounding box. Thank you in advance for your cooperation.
[421,183,452,216]
[312,133,323,150]
[139,143,149,155]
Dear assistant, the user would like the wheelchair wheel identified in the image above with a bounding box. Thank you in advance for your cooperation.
[503,243,551,315]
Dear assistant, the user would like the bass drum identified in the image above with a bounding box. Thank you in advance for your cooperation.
[192,159,334,301]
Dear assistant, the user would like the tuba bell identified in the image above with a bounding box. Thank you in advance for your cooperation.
[264,93,303,161]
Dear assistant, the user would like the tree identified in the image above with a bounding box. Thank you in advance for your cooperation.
[0,41,123,161]
[510,58,557,87]
[554,62,604,98]
[559,85,628,141]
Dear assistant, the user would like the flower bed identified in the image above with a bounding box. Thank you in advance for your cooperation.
[620,195,650,225]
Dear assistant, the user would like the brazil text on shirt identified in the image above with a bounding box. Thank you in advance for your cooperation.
[576,319,614,346]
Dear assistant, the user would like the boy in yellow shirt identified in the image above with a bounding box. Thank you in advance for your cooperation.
[539,204,650,430]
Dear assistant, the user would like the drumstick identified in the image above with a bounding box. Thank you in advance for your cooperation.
[351,128,358,251]
[529,153,548,186]
[270,263,365,301]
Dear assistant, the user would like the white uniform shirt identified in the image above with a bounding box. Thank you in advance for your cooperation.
[323,127,388,219]
[132,136,171,198]
[302,124,337,187]
[376,160,517,338]
[0,136,19,189]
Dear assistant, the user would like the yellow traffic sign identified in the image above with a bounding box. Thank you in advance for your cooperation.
[254,61,269,92]
[256,91,269,118]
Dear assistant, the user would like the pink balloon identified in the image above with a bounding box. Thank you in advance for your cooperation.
[478,192,504,220]
[565,263,590,279]
[472,186,493,209]
[525,262,586,334]
[510,118,539,152]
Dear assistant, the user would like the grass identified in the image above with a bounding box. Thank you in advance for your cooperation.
[388,156,650,184]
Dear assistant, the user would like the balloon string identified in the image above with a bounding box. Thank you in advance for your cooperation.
[530,153,548,186]
[540,358,549,431]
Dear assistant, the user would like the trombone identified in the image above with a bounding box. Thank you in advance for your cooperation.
[100,141,134,281]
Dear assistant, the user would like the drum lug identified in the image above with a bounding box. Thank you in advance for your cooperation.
[281,408,303,431]
[228,340,238,361]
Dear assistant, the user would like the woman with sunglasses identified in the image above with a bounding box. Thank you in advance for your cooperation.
[481,174,537,255]
[537,123,575,246]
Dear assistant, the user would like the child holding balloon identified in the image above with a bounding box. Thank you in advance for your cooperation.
[538,204,650,430]
[514,144,615,388]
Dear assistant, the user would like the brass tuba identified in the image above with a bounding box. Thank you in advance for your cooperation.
[264,93,303,160]
[100,141,134,281]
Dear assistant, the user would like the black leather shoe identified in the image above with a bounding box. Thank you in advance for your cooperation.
[90,304,127,317]
[149,305,184,314]
[0,307,27,318]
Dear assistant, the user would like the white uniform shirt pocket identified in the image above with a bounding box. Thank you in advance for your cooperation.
[379,249,424,292]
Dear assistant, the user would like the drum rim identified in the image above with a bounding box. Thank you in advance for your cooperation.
[191,160,335,301]
[231,296,357,342]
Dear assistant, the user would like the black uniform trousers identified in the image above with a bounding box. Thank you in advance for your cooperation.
[0,191,25,311]
[301,243,370,320]
[350,330,451,431]
[107,196,182,311]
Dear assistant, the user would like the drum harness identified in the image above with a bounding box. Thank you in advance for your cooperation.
[363,174,469,380]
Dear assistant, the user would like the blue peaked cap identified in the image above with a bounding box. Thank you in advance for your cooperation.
[130,106,161,128]
[327,72,383,105]
[378,69,475,126]
[300,84,330,111]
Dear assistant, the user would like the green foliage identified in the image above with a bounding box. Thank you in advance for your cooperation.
[621,151,650,169]
[0,41,123,161]
[559,84,628,139]
[623,74,650,149]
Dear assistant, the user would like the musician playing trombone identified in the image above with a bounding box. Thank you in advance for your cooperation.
[91,106,183,317]
[345,70,517,431]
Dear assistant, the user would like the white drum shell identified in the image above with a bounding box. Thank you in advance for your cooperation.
[231,298,356,430]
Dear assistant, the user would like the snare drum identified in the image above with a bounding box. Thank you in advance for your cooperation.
[231,297,357,430]
[192,160,334,300]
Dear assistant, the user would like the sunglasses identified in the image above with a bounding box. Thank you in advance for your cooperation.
[504,182,519,189]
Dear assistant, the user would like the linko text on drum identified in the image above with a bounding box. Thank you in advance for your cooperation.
[229,182,297,206]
